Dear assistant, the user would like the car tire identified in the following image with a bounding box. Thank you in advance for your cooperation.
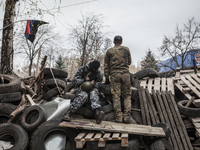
[21,105,47,132]
[45,78,66,90]
[0,92,22,103]
[30,119,79,150]
[132,68,158,80]
[0,74,21,94]
[0,123,29,150]
[42,87,63,101]
[0,103,20,124]
[43,68,68,78]
[177,100,200,117]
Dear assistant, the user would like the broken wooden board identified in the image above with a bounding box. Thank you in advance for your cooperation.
[140,77,174,95]
[59,119,165,137]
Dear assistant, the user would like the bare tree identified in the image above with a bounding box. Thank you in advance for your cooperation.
[68,13,111,67]
[158,17,200,71]
[63,54,78,79]
[0,0,62,74]
[0,0,19,74]
[15,24,63,76]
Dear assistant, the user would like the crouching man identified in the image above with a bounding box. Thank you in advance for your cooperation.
[62,60,105,124]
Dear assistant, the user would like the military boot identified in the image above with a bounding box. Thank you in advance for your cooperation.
[123,114,137,124]
[115,111,123,123]
[95,108,105,124]
[62,110,72,122]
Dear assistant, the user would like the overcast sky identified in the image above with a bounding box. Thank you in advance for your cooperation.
[1,0,200,66]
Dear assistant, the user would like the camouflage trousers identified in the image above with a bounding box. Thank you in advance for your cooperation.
[110,72,131,121]
[69,87,101,113]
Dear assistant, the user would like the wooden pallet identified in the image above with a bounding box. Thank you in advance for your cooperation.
[190,118,200,138]
[174,74,200,107]
[138,85,193,150]
[140,77,174,95]
[75,131,128,148]
[175,66,200,78]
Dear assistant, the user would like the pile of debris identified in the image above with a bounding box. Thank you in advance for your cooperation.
[0,64,200,150]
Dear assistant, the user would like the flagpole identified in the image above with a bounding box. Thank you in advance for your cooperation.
[0,20,28,31]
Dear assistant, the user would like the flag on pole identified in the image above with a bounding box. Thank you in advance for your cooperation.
[25,20,48,43]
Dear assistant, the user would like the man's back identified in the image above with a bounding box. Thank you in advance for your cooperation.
[104,45,131,77]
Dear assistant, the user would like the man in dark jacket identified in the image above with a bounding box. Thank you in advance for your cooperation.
[104,35,136,124]
[62,60,105,124]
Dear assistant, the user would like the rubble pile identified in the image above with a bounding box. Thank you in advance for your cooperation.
[0,67,200,150]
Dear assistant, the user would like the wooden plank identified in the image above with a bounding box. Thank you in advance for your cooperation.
[121,133,128,138]
[167,78,174,95]
[141,87,151,125]
[147,78,153,93]
[191,118,200,123]
[194,123,200,128]
[185,97,195,107]
[161,91,183,150]
[180,69,194,73]
[168,91,193,150]
[59,119,166,137]
[75,132,87,140]
[145,88,159,124]
[175,67,180,78]
[98,139,106,147]
[138,85,146,125]
[181,76,200,98]
[161,78,166,92]
[121,133,128,147]
[156,90,179,150]
[163,91,187,150]
[154,77,160,91]
[152,90,173,146]
[94,133,102,139]
[103,133,111,139]
[140,80,147,88]
[152,90,165,122]
[193,99,200,107]
[112,133,120,139]
[190,74,200,84]
[185,75,200,91]
[174,83,192,100]
[76,141,86,149]
[85,132,95,140]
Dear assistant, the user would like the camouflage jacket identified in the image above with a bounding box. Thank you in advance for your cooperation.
[104,45,132,78]
[72,65,103,90]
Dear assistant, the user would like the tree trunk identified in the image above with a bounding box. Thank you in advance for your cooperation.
[1,0,19,74]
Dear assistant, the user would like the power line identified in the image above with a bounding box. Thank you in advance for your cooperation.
[40,1,68,30]
[45,0,98,11]
[0,0,98,21]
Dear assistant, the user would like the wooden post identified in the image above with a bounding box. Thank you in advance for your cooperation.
[193,59,197,74]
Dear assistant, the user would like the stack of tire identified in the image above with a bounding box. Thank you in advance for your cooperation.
[0,74,22,124]
[0,74,29,149]
[42,68,68,101]
[0,74,22,104]
[0,70,79,150]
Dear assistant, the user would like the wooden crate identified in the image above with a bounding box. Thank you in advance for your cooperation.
[74,132,128,148]
[140,77,174,95]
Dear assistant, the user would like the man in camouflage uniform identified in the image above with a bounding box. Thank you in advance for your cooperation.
[104,35,136,124]
[62,60,105,124]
